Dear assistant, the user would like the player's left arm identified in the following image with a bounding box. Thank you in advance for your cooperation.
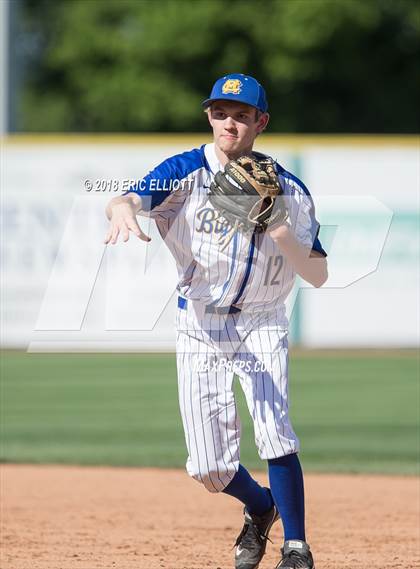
[268,224,328,288]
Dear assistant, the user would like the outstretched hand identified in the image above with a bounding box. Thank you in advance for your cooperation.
[104,196,151,244]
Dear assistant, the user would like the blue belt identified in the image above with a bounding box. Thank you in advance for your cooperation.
[178,296,241,314]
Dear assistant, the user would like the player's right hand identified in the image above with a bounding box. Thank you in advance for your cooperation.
[104,198,151,245]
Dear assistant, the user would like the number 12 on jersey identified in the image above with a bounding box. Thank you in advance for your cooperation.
[264,255,283,286]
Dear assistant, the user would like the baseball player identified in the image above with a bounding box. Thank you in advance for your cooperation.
[105,73,327,569]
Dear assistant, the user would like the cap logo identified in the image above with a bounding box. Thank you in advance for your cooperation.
[222,79,242,95]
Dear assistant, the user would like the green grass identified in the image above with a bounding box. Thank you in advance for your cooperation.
[1,350,418,475]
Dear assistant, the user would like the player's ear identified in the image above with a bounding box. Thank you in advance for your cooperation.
[205,107,213,128]
[257,112,269,134]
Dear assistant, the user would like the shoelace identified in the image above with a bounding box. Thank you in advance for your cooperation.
[280,550,311,568]
[234,522,272,552]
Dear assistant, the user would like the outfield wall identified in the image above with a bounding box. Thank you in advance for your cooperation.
[1,135,419,350]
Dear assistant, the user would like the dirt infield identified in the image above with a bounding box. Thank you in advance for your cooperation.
[1,465,419,569]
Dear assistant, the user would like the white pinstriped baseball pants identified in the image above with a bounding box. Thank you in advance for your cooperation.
[176,299,300,493]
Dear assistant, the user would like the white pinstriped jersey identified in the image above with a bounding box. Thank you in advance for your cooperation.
[127,143,326,318]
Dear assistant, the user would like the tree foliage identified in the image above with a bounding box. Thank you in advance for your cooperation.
[19,0,420,132]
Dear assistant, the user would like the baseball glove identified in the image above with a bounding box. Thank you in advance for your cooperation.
[208,154,289,248]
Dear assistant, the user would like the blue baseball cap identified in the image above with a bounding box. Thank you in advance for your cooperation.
[202,73,268,113]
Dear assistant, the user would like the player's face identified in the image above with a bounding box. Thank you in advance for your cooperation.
[207,101,269,157]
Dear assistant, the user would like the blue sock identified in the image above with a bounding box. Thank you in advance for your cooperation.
[268,453,306,541]
[223,464,274,516]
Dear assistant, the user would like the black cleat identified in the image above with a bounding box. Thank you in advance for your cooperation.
[275,540,315,569]
[234,504,279,569]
